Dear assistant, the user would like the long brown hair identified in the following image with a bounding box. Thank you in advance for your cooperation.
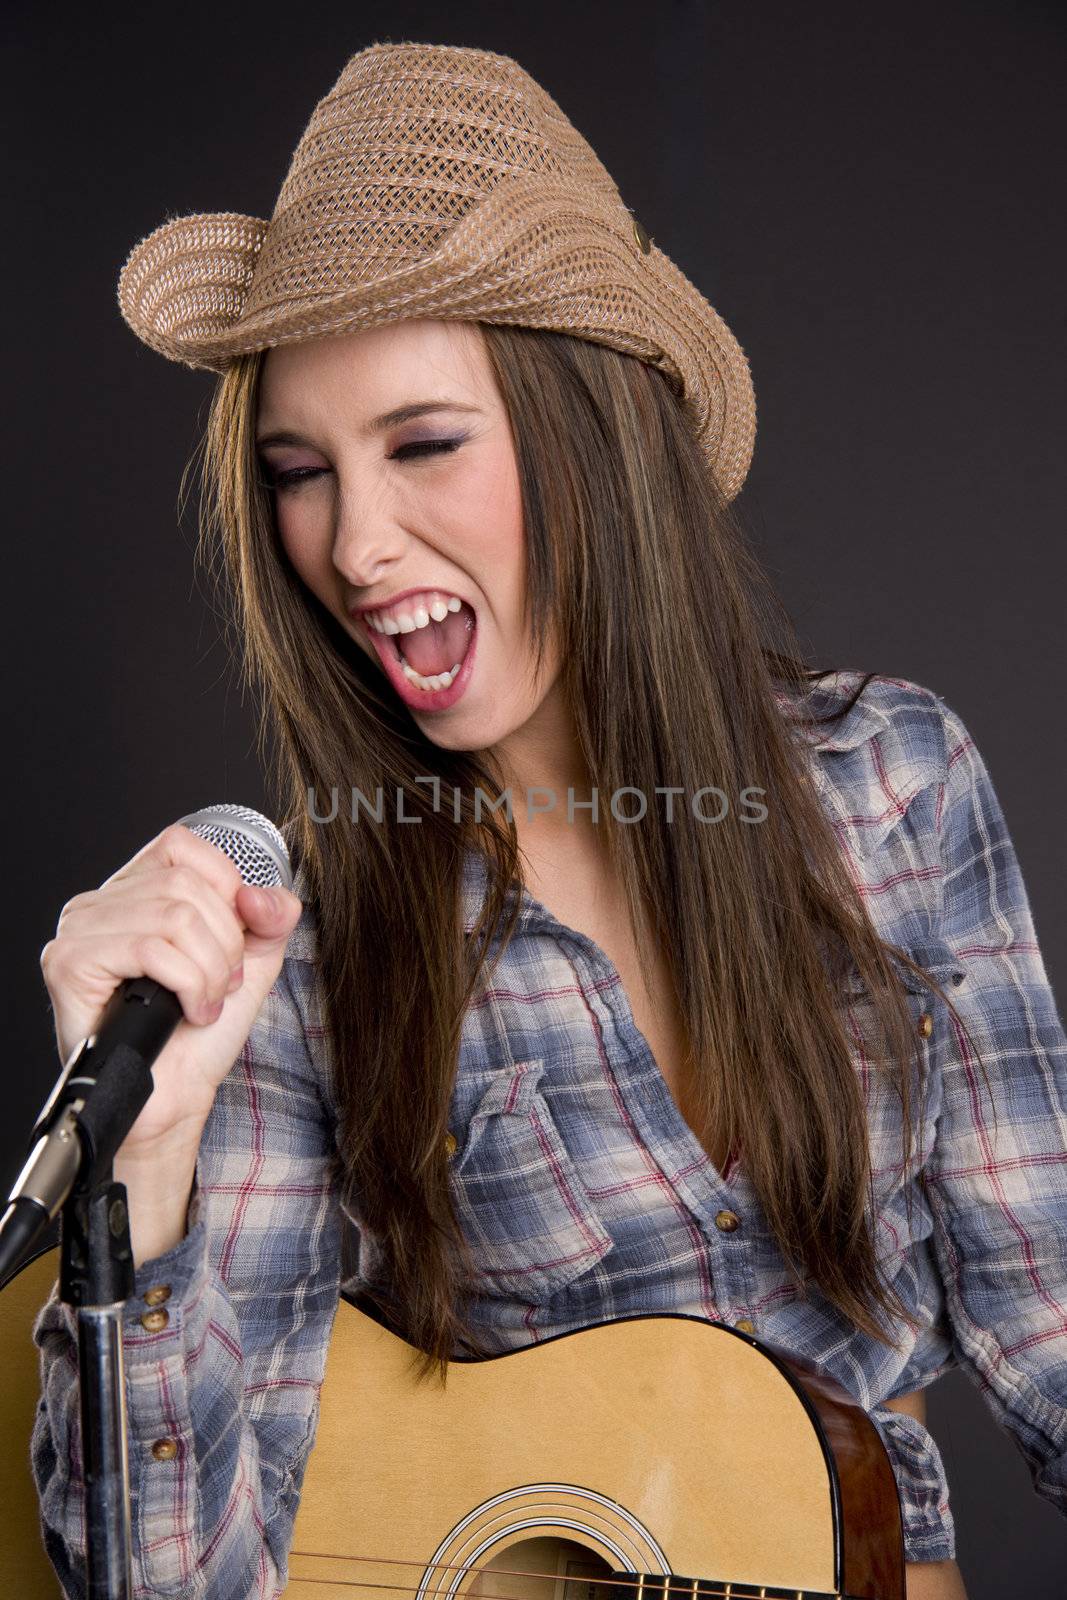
[195,321,973,1372]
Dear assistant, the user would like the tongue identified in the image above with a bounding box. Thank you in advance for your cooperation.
[399,604,473,677]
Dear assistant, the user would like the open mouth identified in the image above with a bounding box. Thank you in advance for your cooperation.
[359,591,478,709]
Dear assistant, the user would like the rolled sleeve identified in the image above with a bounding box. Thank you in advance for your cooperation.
[869,1402,955,1562]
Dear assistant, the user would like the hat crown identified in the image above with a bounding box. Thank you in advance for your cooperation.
[267,42,622,285]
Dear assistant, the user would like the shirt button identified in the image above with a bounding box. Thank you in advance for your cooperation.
[143,1285,172,1307]
[444,1131,458,1157]
[917,1011,933,1038]
[715,1209,740,1233]
[151,1438,178,1462]
[140,1309,169,1333]
[735,1317,756,1334]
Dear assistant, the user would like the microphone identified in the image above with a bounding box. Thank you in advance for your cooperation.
[0,805,292,1287]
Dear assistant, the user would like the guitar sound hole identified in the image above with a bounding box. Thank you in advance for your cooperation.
[467,1535,616,1600]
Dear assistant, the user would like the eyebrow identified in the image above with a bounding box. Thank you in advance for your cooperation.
[255,399,483,449]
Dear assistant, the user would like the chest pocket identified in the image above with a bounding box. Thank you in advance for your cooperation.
[838,940,967,1238]
[449,1059,614,1304]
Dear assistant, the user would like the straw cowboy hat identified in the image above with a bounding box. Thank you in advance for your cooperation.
[117,41,756,500]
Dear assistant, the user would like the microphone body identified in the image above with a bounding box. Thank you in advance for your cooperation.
[0,805,291,1286]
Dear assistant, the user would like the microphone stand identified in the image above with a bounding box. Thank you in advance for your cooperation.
[61,1172,135,1600]
[3,987,164,1599]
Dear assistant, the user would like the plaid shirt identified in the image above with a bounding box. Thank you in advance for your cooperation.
[33,671,1067,1597]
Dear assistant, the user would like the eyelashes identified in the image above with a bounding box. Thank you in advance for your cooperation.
[260,436,464,492]
[261,466,325,491]
[394,437,464,462]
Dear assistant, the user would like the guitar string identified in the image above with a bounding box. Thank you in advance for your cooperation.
[287,1574,842,1600]
[290,1548,822,1594]
[287,1552,845,1600]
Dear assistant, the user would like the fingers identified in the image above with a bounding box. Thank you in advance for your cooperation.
[107,822,247,907]
[62,867,245,982]
[45,889,242,1027]
[42,928,235,1028]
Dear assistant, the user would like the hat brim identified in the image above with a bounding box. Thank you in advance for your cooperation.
[117,211,270,367]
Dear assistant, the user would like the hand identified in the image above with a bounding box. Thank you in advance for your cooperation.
[39,822,303,1161]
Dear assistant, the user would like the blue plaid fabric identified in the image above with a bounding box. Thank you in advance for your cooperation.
[32,671,1067,1597]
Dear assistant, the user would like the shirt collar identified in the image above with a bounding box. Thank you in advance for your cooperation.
[775,669,891,753]
[462,847,526,935]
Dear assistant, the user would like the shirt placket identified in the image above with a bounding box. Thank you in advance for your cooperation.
[541,910,761,1332]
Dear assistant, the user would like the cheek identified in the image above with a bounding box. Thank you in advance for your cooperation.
[276,504,330,591]
[459,466,526,601]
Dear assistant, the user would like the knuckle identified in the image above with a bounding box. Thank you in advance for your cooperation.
[168,863,200,899]
[167,826,241,894]
[131,932,164,971]
[57,891,91,927]
[163,897,199,936]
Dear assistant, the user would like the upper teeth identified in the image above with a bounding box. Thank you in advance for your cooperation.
[365,592,462,634]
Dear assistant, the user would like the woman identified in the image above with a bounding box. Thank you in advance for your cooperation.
[31,42,1067,1600]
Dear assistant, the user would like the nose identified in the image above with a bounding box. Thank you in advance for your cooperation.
[340,548,391,586]
[330,487,407,588]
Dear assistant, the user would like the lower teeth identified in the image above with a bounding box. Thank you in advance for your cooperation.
[398,654,461,692]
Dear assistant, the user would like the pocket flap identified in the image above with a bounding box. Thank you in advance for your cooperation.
[839,939,967,996]
[464,1058,547,1127]
[891,940,967,995]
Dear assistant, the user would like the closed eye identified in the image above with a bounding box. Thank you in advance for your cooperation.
[261,466,327,491]
[260,438,463,491]
[391,438,464,462]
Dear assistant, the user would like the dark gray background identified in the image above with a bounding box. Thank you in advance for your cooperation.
[5,2,1066,1593]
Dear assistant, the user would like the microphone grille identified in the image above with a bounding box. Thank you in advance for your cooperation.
[175,804,293,891]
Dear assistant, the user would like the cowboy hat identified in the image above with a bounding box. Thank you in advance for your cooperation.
[118,41,756,500]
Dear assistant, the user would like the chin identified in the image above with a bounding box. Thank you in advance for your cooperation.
[416,704,502,750]
[415,695,525,758]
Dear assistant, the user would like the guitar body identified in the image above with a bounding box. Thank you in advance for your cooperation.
[1,1251,904,1599]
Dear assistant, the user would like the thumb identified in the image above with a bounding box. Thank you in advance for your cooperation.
[237,883,303,953]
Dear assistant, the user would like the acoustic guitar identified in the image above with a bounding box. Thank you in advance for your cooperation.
[0,1248,904,1598]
